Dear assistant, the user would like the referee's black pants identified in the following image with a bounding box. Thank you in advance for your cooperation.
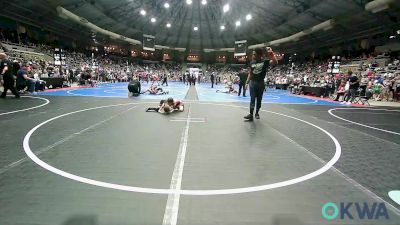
[1,79,20,98]
[128,84,140,96]
[238,83,246,97]
[249,81,264,115]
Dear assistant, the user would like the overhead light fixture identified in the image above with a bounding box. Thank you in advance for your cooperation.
[186,0,192,5]
[151,17,156,23]
[164,2,170,8]
[220,25,225,30]
[365,0,395,13]
[201,0,207,5]
[140,9,146,16]
[223,4,229,13]
[246,14,252,21]
[166,23,171,28]
[371,4,389,13]
[235,20,241,27]
[194,26,198,31]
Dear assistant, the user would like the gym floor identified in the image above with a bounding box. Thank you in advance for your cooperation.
[0,82,399,225]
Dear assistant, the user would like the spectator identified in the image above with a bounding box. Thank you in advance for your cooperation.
[334,81,346,101]
[16,66,37,94]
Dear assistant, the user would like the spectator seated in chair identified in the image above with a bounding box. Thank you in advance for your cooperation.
[334,81,346,101]
[33,70,46,91]
[16,66,38,94]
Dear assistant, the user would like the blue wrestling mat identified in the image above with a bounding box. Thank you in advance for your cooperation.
[38,82,342,106]
[195,83,342,106]
[38,82,189,101]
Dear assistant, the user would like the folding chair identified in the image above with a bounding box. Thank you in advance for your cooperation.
[353,88,372,106]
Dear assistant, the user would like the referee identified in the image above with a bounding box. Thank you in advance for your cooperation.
[238,68,248,97]
[244,47,277,121]
[128,77,141,97]
[0,53,20,99]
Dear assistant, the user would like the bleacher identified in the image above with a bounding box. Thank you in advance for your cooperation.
[1,41,48,62]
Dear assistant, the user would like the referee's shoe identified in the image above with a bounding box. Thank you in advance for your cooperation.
[244,114,253,121]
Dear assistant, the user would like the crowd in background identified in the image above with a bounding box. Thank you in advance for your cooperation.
[267,55,400,102]
[1,33,400,102]
[0,40,188,92]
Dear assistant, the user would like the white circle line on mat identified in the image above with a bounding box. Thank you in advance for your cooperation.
[66,90,123,98]
[0,96,50,116]
[389,191,400,206]
[23,102,341,195]
[104,89,186,96]
[328,108,400,135]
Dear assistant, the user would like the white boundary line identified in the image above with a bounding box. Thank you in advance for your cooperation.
[22,102,341,195]
[269,125,400,216]
[184,99,318,105]
[170,120,205,123]
[162,105,192,225]
[0,96,50,116]
[65,88,318,105]
[0,106,137,175]
[104,89,186,96]
[328,108,400,135]
[67,89,124,98]
[197,89,281,99]
[389,191,400,207]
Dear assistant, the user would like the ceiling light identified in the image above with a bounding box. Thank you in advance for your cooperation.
[220,25,225,30]
[166,23,171,28]
[194,26,198,31]
[151,17,156,23]
[140,9,146,16]
[186,0,192,5]
[246,14,252,21]
[235,20,241,27]
[201,0,207,5]
[223,4,229,13]
[164,2,170,8]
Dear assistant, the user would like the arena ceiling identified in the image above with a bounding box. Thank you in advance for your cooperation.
[1,0,400,51]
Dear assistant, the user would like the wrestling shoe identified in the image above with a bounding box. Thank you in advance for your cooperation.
[244,114,253,121]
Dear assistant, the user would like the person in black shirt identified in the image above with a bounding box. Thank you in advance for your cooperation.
[192,74,196,86]
[161,74,168,86]
[210,73,215,88]
[16,66,36,93]
[188,73,192,86]
[244,47,277,121]
[12,60,20,77]
[0,53,20,98]
[238,69,248,97]
[344,71,359,103]
[128,77,141,97]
